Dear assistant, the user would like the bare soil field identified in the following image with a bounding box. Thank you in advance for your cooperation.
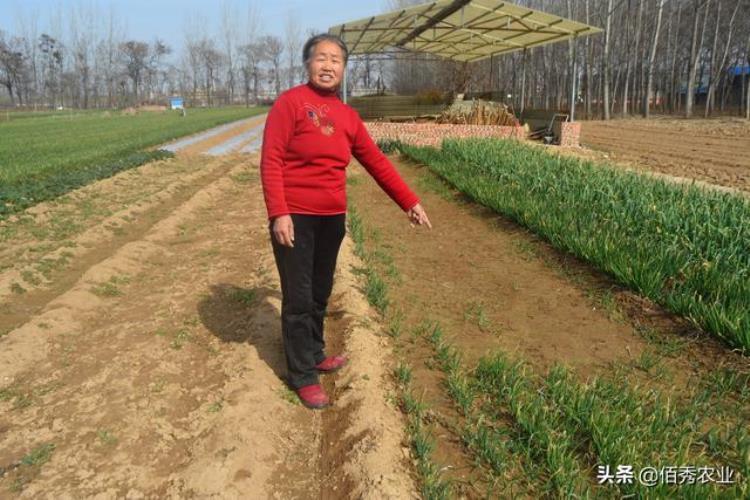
[579,117,750,192]
[0,129,416,498]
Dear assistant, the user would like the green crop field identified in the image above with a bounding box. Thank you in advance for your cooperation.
[348,197,749,499]
[0,108,104,122]
[386,138,750,354]
[0,107,266,218]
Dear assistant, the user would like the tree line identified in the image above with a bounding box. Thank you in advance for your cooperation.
[0,3,310,109]
[2,1,749,120]
[386,0,750,119]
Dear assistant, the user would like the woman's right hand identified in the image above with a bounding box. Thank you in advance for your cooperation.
[272,215,295,247]
[407,203,432,229]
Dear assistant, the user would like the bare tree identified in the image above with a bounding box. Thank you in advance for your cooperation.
[184,41,202,105]
[704,0,740,116]
[602,0,614,119]
[666,1,682,112]
[704,0,722,116]
[199,39,223,106]
[624,0,643,116]
[145,39,171,101]
[221,1,239,103]
[686,0,710,117]
[69,4,98,108]
[284,13,302,89]
[183,12,207,106]
[0,32,26,105]
[15,8,40,107]
[101,5,124,108]
[39,34,63,107]
[239,42,264,105]
[119,40,149,104]
[644,0,665,117]
[262,35,283,97]
[583,0,592,117]
[237,3,262,105]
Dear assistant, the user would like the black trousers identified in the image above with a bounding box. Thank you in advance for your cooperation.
[269,213,346,389]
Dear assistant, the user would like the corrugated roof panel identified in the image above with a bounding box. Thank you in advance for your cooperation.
[330,0,601,62]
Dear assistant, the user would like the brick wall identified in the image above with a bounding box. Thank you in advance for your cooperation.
[553,121,581,147]
[365,122,526,148]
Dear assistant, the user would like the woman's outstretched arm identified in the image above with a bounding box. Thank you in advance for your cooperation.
[351,115,430,219]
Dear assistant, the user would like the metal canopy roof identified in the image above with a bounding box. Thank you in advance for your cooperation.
[329,0,602,63]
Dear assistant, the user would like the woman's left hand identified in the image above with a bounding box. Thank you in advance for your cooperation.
[407,203,432,229]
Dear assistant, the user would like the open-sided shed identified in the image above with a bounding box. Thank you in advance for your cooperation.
[329,0,602,120]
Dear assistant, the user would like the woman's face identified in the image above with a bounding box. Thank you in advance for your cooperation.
[307,40,345,92]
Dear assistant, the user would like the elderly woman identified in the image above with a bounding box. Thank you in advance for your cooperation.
[260,33,431,410]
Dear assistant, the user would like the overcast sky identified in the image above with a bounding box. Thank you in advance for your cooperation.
[0,0,391,54]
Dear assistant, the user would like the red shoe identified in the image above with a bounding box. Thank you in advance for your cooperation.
[315,355,348,373]
[296,384,330,409]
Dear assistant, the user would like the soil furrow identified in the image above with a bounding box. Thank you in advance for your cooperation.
[1,123,416,498]
[579,118,750,193]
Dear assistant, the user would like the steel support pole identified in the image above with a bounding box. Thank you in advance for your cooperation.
[570,36,577,122]
[520,48,527,117]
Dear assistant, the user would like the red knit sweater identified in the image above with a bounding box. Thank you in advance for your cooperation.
[260,82,420,220]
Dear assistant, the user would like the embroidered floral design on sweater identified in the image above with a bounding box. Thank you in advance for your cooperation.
[303,103,335,136]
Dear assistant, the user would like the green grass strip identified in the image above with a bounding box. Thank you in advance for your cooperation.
[394,138,750,352]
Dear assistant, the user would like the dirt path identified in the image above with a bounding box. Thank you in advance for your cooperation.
[579,117,750,193]
[0,124,416,497]
[348,160,647,374]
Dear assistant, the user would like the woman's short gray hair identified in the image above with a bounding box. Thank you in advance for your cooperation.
[302,34,349,66]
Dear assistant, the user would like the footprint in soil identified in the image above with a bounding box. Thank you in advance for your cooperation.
[198,283,286,381]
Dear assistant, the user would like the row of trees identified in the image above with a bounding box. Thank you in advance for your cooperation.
[387,0,750,119]
[3,1,749,119]
[0,3,313,108]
